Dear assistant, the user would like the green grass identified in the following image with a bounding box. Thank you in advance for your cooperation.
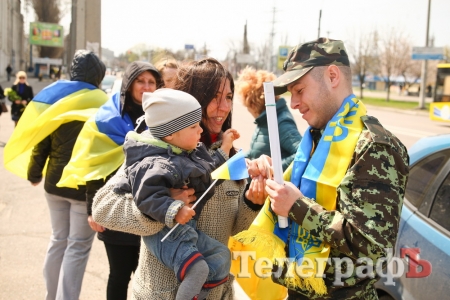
[359,97,430,111]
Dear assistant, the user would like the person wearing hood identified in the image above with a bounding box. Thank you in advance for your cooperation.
[57,61,162,300]
[18,50,107,300]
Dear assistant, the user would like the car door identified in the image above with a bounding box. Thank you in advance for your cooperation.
[396,148,450,299]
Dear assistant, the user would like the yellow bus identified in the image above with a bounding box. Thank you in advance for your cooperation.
[430,63,450,122]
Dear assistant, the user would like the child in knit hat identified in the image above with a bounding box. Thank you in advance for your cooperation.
[114,88,240,300]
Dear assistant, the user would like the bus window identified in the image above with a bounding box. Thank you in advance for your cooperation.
[430,64,450,123]
[434,64,450,102]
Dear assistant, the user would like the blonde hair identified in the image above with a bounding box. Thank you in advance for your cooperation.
[14,71,29,85]
[236,67,277,116]
[154,58,179,88]
[155,58,178,73]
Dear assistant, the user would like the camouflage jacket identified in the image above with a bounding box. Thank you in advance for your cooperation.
[273,115,409,300]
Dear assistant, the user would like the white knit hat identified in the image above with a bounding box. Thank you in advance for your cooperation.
[142,88,202,138]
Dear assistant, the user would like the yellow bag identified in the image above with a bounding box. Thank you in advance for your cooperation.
[228,237,287,300]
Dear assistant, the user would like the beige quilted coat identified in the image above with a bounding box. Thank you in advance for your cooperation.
[92,148,259,300]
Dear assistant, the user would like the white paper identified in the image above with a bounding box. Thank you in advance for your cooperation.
[263,82,288,228]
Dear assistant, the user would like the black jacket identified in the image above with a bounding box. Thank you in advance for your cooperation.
[28,122,87,200]
[87,61,161,246]
[27,50,106,201]
[10,83,34,121]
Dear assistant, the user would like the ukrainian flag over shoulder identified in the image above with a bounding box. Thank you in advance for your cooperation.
[57,93,134,188]
[4,80,108,179]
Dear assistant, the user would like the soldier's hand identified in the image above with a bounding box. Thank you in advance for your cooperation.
[265,179,302,217]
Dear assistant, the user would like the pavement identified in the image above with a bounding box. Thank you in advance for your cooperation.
[0,75,114,300]
[0,75,251,300]
[0,75,431,300]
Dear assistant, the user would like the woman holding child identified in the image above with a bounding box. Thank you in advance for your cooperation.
[92,58,265,299]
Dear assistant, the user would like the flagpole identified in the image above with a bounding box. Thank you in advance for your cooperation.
[263,82,288,228]
[161,179,219,242]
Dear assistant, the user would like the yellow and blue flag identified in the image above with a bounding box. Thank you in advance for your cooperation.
[232,95,366,297]
[228,166,291,300]
[211,150,248,180]
[57,93,135,188]
[3,80,108,179]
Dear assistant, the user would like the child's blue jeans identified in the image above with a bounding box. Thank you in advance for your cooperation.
[143,219,230,289]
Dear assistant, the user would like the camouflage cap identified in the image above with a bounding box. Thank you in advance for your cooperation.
[272,37,350,95]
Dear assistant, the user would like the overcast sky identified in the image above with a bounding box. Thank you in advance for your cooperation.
[25,0,450,60]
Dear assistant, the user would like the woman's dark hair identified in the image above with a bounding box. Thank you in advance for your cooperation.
[174,58,236,156]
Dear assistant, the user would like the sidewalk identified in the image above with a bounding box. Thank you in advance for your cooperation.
[0,79,113,300]
[0,77,251,300]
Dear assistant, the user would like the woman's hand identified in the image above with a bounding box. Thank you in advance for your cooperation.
[21,100,27,106]
[247,155,273,179]
[245,175,267,205]
[170,186,196,207]
[14,99,21,105]
[88,215,105,232]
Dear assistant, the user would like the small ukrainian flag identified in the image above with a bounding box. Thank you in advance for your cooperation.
[211,150,248,180]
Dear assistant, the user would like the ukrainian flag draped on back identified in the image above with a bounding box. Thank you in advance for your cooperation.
[3,80,108,179]
[57,93,134,188]
[232,95,366,298]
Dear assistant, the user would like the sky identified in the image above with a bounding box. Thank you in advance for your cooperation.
[24,0,450,61]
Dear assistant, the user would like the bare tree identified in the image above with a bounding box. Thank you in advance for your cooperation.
[348,31,379,99]
[30,0,68,58]
[225,40,242,78]
[378,29,408,101]
[150,48,178,64]
[254,42,270,70]
[404,60,422,85]
[393,36,414,94]
[443,47,450,63]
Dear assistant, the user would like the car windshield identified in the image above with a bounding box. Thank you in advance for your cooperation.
[102,75,116,87]
[111,79,122,95]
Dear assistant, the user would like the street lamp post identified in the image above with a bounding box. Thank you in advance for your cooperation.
[418,0,431,109]
[317,9,322,39]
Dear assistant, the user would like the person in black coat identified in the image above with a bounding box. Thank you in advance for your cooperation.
[9,71,34,126]
[27,50,106,300]
[6,64,12,81]
[85,61,162,300]
[0,84,6,117]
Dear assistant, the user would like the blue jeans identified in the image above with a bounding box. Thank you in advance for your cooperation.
[143,220,230,288]
[43,192,95,300]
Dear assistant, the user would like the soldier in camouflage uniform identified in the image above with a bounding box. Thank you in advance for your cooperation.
[247,38,409,299]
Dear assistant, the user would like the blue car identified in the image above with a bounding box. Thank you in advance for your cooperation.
[375,134,450,300]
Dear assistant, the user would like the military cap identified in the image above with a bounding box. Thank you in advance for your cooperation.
[272,37,350,95]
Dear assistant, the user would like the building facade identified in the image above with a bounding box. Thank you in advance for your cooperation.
[66,0,101,72]
[0,0,25,79]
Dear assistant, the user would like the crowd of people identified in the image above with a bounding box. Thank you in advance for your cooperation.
[2,37,409,300]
